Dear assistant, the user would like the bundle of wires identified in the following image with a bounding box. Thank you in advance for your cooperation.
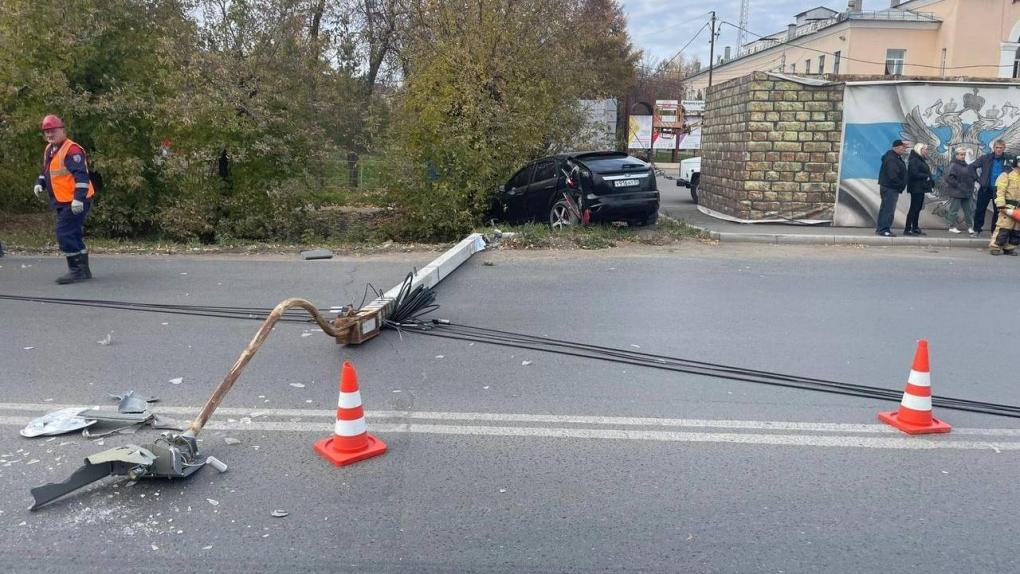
[382,271,439,327]
[0,294,331,324]
[392,319,1020,420]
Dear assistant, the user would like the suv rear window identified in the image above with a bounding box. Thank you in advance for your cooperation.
[580,155,648,173]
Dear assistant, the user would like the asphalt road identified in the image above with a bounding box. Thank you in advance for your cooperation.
[1,243,1019,573]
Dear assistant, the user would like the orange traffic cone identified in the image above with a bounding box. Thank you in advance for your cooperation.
[878,339,952,435]
[314,361,387,466]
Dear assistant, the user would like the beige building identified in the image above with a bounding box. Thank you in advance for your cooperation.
[685,0,1020,99]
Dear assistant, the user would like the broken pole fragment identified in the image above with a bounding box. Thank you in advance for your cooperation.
[333,233,488,345]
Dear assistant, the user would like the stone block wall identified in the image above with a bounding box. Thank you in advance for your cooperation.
[700,71,844,221]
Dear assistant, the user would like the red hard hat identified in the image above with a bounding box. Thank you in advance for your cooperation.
[41,114,64,130]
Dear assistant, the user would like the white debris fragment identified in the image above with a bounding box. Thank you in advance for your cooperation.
[300,333,313,338]
[521,361,532,366]
[151,544,159,550]
[180,272,188,275]
[26,459,40,465]
[392,390,402,393]
[482,386,490,390]
[24,347,35,351]
[271,510,289,518]
[206,456,228,473]
[630,344,641,349]
[202,545,213,550]
[169,377,183,385]
[288,383,305,388]
[499,489,507,493]
[161,322,169,326]
[97,333,113,346]
[207,498,219,506]
[435,355,444,359]
[224,437,241,445]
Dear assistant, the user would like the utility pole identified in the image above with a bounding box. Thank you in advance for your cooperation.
[708,11,717,88]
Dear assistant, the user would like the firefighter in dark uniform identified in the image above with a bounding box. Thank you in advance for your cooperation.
[33,114,95,283]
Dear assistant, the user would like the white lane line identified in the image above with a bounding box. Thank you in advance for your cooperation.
[0,416,1016,451]
[1,402,1018,436]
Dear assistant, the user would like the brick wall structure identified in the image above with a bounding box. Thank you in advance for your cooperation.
[700,71,844,221]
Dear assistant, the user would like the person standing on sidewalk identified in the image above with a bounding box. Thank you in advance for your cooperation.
[989,158,1020,255]
[972,139,1013,237]
[904,142,933,236]
[944,148,978,236]
[876,139,908,237]
[33,114,95,284]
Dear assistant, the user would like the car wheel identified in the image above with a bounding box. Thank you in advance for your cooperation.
[549,200,579,230]
[639,211,658,227]
[690,175,699,204]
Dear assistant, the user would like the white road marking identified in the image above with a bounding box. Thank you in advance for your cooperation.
[0,402,1018,436]
[0,401,1019,451]
[0,415,1014,451]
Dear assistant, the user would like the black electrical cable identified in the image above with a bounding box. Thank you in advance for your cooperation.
[388,320,1020,420]
[4,292,1019,419]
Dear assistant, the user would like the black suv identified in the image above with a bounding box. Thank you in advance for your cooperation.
[491,151,659,228]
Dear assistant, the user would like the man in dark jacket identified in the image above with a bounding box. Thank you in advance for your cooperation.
[876,139,909,236]
[971,139,1014,236]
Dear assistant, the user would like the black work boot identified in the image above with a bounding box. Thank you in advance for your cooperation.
[80,253,92,279]
[56,255,90,284]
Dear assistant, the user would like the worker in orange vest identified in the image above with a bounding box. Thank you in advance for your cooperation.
[33,114,95,283]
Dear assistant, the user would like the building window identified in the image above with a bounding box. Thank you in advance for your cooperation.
[885,49,905,76]
[834,51,841,74]
[805,59,812,74]
[791,62,796,73]
[818,55,826,74]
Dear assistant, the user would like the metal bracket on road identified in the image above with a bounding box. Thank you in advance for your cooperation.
[332,233,488,345]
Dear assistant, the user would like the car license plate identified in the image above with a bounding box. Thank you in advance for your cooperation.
[614,179,640,188]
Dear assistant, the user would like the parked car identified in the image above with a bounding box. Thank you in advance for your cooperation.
[676,156,701,203]
[490,152,660,228]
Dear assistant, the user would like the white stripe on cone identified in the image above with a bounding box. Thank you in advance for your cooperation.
[907,370,931,388]
[338,391,362,409]
[334,418,368,437]
[900,393,932,412]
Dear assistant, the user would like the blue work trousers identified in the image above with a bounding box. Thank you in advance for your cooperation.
[55,199,92,255]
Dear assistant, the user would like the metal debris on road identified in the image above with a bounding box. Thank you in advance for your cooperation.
[271,509,289,518]
[169,377,183,385]
[223,437,241,445]
[288,383,305,388]
[207,498,219,506]
[109,390,159,413]
[97,333,113,346]
[20,408,97,437]
[521,360,532,366]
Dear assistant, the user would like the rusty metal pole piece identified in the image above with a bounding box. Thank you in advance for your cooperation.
[184,298,338,438]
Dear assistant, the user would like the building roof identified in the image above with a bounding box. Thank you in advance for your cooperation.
[794,6,838,19]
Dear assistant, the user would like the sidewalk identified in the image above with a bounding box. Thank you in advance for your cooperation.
[659,190,989,248]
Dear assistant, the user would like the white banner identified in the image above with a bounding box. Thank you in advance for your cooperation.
[627,115,653,150]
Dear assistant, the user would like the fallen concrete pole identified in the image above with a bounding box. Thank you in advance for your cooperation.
[332,233,488,345]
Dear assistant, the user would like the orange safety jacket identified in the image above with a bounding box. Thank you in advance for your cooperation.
[45,139,95,203]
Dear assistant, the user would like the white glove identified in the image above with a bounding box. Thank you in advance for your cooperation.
[1007,208,1016,218]
[71,199,84,215]
[33,184,44,199]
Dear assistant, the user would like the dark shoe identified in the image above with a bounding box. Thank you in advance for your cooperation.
[913,228,927,236]
[1007,250,1019,256]
[991,249,1003,256]
[56,255,90,284]
[80,253,92,279]
[902,229,915,236]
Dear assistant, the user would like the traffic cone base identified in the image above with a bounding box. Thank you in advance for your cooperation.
[314,433,387,467]
[877,410,952,435]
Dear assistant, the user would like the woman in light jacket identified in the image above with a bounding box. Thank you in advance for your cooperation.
[904,143,933,235]
[944,147,977,235]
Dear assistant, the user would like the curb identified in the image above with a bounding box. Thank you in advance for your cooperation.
[704,230,988,248]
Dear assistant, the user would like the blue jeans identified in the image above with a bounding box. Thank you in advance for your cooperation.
[876,187,900,233]
[55,199,92,255]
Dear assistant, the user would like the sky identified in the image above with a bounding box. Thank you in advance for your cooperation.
[622,0,890,66]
